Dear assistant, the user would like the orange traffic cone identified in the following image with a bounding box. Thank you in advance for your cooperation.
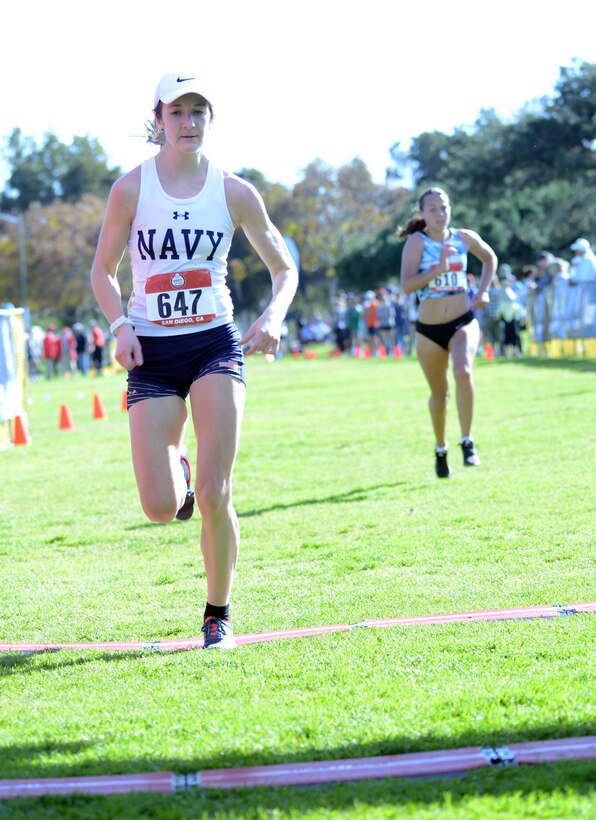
[93,393,107,420]
[59,403,74,430]
[13,415,30,445]
[484,342,495,361]
[394,344,403,359]
[121,390,128,412]
[364,346,372,358]
[378,344,387,358]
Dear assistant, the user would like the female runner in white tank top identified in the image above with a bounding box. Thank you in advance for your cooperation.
[91,71,298,648]
[400,188,497,478]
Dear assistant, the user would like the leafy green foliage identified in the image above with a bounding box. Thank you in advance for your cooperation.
[385,62,595,270]
[338,62,595,290]
[1,130,121,211]
[0,194,108,317]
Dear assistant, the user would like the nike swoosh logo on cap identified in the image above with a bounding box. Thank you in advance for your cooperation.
[177,76,195,82]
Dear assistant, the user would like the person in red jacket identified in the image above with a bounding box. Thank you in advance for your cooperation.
[42,324,60,379]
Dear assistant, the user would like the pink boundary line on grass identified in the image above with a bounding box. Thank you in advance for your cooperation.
[0,737,594,798]
[0,602,594,654]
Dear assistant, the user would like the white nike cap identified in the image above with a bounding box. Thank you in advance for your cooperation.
[154,71,214,108]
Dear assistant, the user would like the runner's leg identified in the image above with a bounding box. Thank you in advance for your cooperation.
[416,333,450,448]
[129,395,189,522]
[190,374,246,607]
[450,319,480,439]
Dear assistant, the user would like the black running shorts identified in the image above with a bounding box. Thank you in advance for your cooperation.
[415,310,475,351]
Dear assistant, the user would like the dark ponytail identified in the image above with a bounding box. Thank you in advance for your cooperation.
[399,217,426,238]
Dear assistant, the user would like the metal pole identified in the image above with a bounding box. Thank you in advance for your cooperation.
[17,216,27,308]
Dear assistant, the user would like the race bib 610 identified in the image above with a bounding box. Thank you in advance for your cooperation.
[429,261,467,293]
[145,269,216,326]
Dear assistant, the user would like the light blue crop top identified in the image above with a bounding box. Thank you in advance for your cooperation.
[417,229,469,301]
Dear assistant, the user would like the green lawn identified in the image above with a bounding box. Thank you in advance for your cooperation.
[0,352,595,818]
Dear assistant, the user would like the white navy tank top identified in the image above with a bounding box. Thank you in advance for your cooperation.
[127,157,235,336]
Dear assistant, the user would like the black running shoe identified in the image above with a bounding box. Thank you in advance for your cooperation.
[461,438,480,466]
[176,450,195,520]
[435,449,450,478]
[202,616,236,649]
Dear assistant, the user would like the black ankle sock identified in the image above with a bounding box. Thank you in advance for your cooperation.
[204,603,230,621]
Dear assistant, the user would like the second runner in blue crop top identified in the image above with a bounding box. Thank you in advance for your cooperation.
[399,187,497,479]
[415,228,469,301]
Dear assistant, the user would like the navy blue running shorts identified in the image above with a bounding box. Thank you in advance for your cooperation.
[126,322,246,409]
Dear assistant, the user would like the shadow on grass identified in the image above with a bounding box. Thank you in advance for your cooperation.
[0,650,143,677]
[123,481,413,529]
[238,481,410,518]
[0,728,594,817]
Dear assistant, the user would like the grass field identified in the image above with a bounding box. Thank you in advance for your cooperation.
[1,351,595,818]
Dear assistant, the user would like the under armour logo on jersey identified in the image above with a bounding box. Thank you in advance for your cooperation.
[173,211,190,220]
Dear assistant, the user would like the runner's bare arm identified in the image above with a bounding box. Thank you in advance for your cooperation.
[459,229,498,309]
[90,168,144,368]
[225,175,298,353]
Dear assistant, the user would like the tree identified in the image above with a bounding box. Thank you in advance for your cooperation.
[226,168,295,314]
[288,158,407,292]
[1,129,121,211]
[0,195,107,320]
[335,221,405,293]
[384,61,595,270]
[225,159,408,309]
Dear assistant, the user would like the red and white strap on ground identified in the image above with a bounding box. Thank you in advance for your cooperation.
[0,737,594,799]
[0,602,593,654]
[198,746,491,789]
[508,736,596,764]
[0,772,174,799]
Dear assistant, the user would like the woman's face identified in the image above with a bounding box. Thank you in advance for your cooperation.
[158,93,212,152]
[421,192,451,233]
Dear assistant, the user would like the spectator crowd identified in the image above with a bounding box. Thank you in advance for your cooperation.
[25,237,596,374]
[294,237,596,359]
[28,321,107,379]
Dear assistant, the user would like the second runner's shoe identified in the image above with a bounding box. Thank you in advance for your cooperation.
[435,449,450,479]
[461,438,480,466]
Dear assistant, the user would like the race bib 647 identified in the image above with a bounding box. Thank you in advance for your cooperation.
[145,269,216,326]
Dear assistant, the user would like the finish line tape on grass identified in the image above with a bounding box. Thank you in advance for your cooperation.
[0,737,594,799]
[0,602,594,655]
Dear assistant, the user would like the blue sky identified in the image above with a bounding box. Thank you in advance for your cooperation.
[1,0,593,188]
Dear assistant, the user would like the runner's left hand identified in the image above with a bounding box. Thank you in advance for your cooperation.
[240,316,280,355]
[471,291,490,310]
